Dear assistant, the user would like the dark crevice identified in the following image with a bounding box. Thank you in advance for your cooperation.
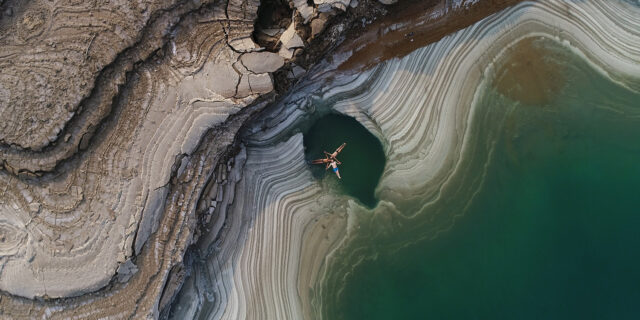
[251,0,292,50]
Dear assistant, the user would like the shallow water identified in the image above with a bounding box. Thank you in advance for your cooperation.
[303,114,386,208]
[327,38,640,319]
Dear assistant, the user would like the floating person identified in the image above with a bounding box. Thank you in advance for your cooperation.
[329,160,341,179]
[311,157,332,166]
[311,142,346,179]
[325,142,346,163]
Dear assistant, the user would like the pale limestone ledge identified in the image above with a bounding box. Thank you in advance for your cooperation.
[0,6,281,299]
[170,134,349,320]
[169,1,640,319]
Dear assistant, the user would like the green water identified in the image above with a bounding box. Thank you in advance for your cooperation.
[329,40,640,319]
[304,113,386,207]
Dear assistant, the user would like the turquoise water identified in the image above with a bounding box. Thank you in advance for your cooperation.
[327,39,640,319]
[304,113,386,207]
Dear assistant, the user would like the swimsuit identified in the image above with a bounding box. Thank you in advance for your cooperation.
[333,167,339,173]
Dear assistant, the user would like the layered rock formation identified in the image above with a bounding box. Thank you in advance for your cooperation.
[169,134,350,319]
[0,0,277,317]
[168,1,640,319]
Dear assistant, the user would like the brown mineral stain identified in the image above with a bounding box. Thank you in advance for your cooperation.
[493,37,567,105]
[337,0,525,71]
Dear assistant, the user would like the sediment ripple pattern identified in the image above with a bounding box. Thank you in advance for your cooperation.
[0,0,182,151]
[171,1,640,319]
[170,134,349,319]
[0,0,278,317]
